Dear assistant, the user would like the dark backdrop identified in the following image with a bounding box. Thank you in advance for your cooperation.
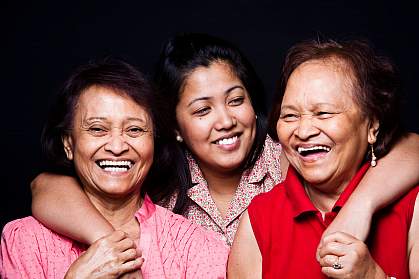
[2,1,418,229]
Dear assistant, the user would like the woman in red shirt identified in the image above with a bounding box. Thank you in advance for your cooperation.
[229,39,419,278]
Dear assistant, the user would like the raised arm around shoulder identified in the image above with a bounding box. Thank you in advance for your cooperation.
[322,132,419,243]
[31,172,114,244]
[228,210,262,279]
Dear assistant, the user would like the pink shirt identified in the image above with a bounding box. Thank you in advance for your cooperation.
[0,195,229,279]
[168,135,283,245]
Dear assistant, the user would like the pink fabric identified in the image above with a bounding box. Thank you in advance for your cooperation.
[0,195,229,279]
[167,135,283,245]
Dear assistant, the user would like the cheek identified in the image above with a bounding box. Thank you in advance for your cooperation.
[276,120,292,143]
[179,118,212,142]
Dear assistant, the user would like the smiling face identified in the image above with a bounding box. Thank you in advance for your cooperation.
[277,59,376,193]
[175,62,256,176]
[63,85,154,199]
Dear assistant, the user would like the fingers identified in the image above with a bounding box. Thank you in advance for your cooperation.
[318,240,348,259]
[321,265,346,278]
[317,231,358,261]
[120,257,144,274]
[318,254,339,267]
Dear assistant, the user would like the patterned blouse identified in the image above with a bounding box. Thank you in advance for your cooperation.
[169,135,283,246]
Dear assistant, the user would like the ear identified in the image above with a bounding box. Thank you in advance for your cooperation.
[62,135,74,161]
[367,118,380,144]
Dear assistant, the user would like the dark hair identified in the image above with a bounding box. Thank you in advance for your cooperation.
[268,39,405,160]
[41,58,173,198]
[154,33,268,214]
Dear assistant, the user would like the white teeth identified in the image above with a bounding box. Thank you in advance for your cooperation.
[103,167,128,172]
[216,136,238,145]
[98,160,133,169]
[297,146,331,153]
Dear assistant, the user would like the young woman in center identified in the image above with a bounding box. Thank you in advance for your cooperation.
[31,33,419,248]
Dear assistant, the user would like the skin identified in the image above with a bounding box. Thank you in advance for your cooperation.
[228,60,419,278]
[175,61,257,217]
[31,59,419,269]
[63,86,154,278]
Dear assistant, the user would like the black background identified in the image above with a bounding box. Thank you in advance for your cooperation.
[2,1,418,230]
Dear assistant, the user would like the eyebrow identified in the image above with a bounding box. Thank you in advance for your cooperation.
[85,117,148,123]
[187,85,245,107]
[281,102,336,110]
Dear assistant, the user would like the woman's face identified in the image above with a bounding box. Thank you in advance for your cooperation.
[63,85,154,198]
[175,62,257,175]
[277,60,375,193]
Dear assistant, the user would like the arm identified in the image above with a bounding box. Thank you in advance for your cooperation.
[31,172,114,244]
[323,133,419,242]
[408,194,419,278]
[228,210,262,279]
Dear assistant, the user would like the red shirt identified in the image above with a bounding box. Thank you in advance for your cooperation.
[248,164,418,279]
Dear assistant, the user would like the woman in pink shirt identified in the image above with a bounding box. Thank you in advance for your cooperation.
[30,33,419,250]
[0,59,228,278]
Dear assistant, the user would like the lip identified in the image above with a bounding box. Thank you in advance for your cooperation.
[212,132,241,143]
[95,158,135,175]
[294,143,332,163]
[212,133,242,152]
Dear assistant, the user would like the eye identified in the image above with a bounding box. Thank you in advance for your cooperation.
[88,126,107,136]
[193,106,211,117]
[126,126,147,137]
[279,113,300,122]
[314,111,335,119]
[228,97,244,106]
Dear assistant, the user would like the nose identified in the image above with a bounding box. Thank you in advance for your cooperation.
[294,114,320,140]
[214,107,236,131]
[104,131,129,155]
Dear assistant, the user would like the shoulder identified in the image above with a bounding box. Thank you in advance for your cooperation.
[1,216,74,278]
[391,185,419,217]
[152,205,229,273]
[153,204,220,241]
[2,216,47,242]
[250,183,286,209]
[2,216,73,254]
[154,204,228,249]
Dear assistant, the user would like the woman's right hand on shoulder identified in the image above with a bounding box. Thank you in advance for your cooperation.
[64,230,143,279]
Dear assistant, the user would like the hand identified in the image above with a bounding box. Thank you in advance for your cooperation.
[65,230,143,279]
[317,205,373,260]
[118,270,144,279]
[317,232,386,279]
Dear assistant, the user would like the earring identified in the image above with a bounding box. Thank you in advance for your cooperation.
[255,115,258,120]
[370,144,377,167]
[176,135,183,142]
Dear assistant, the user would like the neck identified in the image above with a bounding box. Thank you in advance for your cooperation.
[84,188,142,232]
[200,166,242,196]
[303,177,350,214]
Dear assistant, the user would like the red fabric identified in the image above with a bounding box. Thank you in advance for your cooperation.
[248,163,418,279]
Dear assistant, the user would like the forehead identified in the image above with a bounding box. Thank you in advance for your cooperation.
[180,62,242,98]
[283,59,356,107]
[75,85,151,120]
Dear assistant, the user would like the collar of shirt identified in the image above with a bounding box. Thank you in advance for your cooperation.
[135,195,156,223]
[284,163,370,221]
[186,135,282,230]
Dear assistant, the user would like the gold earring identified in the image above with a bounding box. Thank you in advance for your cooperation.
[176,135,183,142]
[370,144,377,167]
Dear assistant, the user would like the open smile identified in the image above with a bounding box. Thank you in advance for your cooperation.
[96,160,134,172]
[296,145,331,159]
